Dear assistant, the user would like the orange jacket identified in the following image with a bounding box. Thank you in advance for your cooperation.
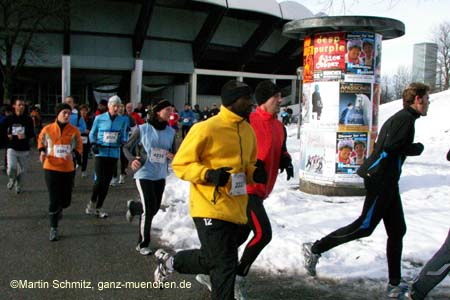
[38,121,82,172]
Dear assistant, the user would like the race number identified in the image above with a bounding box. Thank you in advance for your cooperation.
[102,132,119,143]
[150,148,167,164]
[53,144,72,158]
[230,173,246,196]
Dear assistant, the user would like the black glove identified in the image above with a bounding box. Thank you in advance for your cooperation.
[74,151,82,165]
[447,149,450,161]
[280,153,294,181]
[253,159,267,184]
[206,167,232,187]
[91,143,99,155]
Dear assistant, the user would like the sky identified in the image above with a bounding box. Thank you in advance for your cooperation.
[149,90,450,291]
[281,0,450,76]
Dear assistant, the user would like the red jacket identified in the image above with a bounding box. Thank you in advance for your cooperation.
[247,107,286,199]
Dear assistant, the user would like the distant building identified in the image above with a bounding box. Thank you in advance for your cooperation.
[412,43,438,91]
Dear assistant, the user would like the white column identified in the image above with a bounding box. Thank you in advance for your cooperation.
[190,72,197,106]
[130,59,143,109]
[61,55,71,101]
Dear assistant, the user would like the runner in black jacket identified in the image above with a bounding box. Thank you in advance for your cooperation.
[303,82,431,298]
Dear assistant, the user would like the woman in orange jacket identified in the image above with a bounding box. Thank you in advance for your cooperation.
[38,103,82,241]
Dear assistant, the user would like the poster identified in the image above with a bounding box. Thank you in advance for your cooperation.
[313,32,346,81]
[338,82,372,131]
[306,81,340,126]
[345,32,376,75]
[303,36,314,83]
[335,132,368,174]
[300,129,336,182]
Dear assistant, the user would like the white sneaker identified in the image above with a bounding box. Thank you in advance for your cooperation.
[110,177,118,186]
[235,276,247,300]
[85,201,96,215]
[126,200,134,223]
[387,280,408,298]
[154,249,174,285]
[96,209,108,219]
[81,171,88,178]
[15,182,22,194]
[118,174,125,184]
[7,179,15,190]
[195,274,212,291]
[302,242,321,276]
[139,247,152,256]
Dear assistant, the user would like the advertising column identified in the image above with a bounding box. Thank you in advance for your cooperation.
[299,32,382,192]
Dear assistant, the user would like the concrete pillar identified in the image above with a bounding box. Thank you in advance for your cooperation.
[61,55,71,101]
[190,72,197,106]
[130,59,143,109]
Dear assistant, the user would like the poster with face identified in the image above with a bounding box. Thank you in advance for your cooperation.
[335,132,368,175]
[345,32,375,75]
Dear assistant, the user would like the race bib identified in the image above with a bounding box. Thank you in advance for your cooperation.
[81,136,88,144]
[150,148,167,164]
[183,118,189,123]
[53,144,72,158]
[12,125,25,136]
[230,173,246,196]
[103,132,119,144]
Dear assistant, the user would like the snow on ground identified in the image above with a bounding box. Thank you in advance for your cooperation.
[153,90,450,284]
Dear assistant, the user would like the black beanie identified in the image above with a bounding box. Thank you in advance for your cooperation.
[55,103,72,116]
[152,99,171,113]
[255,80,281,105]
[221,80,253,107]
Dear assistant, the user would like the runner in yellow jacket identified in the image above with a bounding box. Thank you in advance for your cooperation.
[154,80,267,300]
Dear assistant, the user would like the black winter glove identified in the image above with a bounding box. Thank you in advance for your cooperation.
[279,153,294,181]
[447,149,450,161]
[91,143,99,155]
[253,159,267,184]
[206,167,232,187]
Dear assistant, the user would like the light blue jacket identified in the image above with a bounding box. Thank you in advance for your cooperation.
[123,123,175,181]
[89,112,128,158]
[69,110,87,134]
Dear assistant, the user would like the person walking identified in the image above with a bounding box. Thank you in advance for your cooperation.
[404,148,450,300]
[123,99,176,256]
[303,82,430,298]
[4,99,35,194]
[38,103,83,241]
[85,95,128,218]
[153,80,267,300]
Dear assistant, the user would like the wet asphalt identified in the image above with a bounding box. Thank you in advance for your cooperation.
[0,149,448,300]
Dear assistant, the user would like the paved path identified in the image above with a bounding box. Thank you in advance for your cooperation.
[0,149,448,300]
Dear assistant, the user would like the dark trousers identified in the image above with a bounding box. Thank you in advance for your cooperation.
[130,179,165,248]
[112,147,128,177]
[174,218,238,300]
[81,143,91,172]
[45,170,73,228]
[91,156,117,208]
[181,125,191,139]
[311,176,406,285]
[411,230,450,300]
[236,194,272,276]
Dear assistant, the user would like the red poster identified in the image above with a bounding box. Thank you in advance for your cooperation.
[303,36,314,83]
[313,33,346,71]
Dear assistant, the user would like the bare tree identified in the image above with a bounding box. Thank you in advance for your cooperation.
[380,65,411,102]
[0,0,68,105]
[432,21,450,90]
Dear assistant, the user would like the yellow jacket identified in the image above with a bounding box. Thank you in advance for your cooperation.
[172,105,257,224]
[38,121,83,172]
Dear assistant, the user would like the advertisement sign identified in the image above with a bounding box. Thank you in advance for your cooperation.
[335,132,368,175]
[303,36,315,83]
[338,82,372,131]
[313,33,346,81]
[345,32,376,75]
